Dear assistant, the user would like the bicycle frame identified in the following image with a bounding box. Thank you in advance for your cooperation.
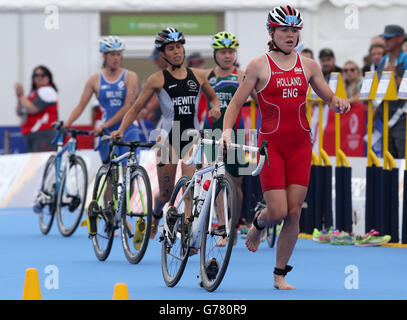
[170,156,222,249]
[48,128,79,201]
[94,137,149,223]
[168,132,269,250]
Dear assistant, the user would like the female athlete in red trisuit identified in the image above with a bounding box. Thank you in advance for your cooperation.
[221,5,350,290]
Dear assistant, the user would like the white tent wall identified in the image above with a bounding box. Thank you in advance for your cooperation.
[1,1,406,126]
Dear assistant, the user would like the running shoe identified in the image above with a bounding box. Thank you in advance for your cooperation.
[133,218,146,250]
[313,226,334,243]
[355,229,391,247]
[330,230,355,245]
[312,228,321,241]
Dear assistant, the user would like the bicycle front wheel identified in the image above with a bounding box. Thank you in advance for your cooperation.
[267,225,277,248]
[121,165,153,264]
[56,155,88,237]
[200,175,237,292]
[90,164,115,261]
[161,175,193,287]
[39,155,58,235]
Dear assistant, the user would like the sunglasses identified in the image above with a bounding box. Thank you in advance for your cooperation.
[344,68,356,73]
[33,73,47,78]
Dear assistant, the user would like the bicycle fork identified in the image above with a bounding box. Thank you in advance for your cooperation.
[189,178,217,249]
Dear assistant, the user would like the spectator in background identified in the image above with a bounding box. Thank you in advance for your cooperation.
[187,52,205,68]
[376,25,407,159]
[319,48,342,82]
[343,61,362,104]
[15,65,58,152]
[362,43,385,75]
[300,48,314,59]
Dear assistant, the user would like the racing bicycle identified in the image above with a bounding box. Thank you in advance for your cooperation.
[34,121,89,237]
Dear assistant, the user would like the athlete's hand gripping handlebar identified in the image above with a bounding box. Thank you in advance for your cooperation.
[185,130,269,176]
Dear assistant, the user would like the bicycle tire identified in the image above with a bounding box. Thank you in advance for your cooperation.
[91,164,115,261]
[39,155,58,235]
[200,175,237,292]
[161,175,193,287]
[266,224,277,248]
[121,164,153,264]
[56,155,88,237]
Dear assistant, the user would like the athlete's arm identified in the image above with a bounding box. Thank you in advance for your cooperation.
[307,59,350,113]
[93,71,139,135]
[65,74,97,127]
[194,68,221,121]
[111,72,161,138]
[237,68,259,106]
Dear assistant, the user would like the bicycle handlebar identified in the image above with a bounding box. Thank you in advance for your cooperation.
[186,134,269,176]
[51,121,91,145]
[95,132,154,162]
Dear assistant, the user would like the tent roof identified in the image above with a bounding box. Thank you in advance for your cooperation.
[3,0,406,12]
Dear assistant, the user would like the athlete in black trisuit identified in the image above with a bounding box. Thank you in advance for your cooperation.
[112,27,221,241]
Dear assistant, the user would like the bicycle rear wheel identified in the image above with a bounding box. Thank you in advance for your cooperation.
[161,175,193,287]
[90,164,115,261]
[121,165,152,264]
[39,155,57,235]
[200,175,237,292]
[56,155,88,237]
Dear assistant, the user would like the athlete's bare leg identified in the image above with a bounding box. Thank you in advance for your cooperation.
[273,184,307,290]
[151,143,178,239]
[245,189,286,252]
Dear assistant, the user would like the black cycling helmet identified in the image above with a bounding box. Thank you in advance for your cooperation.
[155,27,186,52]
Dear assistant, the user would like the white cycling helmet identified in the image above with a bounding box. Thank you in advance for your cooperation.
[99,36,125,53]
[267,5,303,31]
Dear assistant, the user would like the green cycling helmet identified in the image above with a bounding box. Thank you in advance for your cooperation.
[211,31,239,50]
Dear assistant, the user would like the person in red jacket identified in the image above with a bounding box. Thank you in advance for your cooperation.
[15,65,58,152]
[221,5,350,290]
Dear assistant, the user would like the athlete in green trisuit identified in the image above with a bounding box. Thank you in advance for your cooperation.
[202,31,258,246]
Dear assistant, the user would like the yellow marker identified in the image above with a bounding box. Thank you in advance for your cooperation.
[397,70,407,169]
[376,71,398,170]
[328,72,349,167]
[113,283,130,300]
[22,268,42,300]
[360,72,380,167]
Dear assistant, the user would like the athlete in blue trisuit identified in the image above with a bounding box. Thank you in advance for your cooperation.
[111,27,221,242]
[64,36,140,161]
